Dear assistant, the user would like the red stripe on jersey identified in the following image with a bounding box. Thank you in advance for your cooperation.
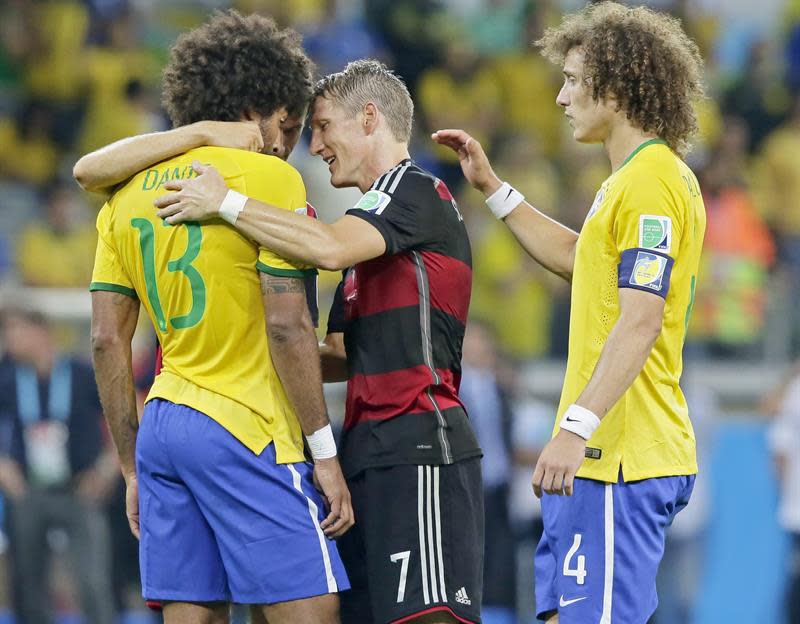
[345,252,471,323]
[344,366,463,430]
[391,606,476,624]
[421,251,471,325]
[344,254,419,320]
[434,178,454,202]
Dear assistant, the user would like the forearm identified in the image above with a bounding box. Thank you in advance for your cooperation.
[320,342,348,383]
[237,201,347,270]
[269,324,330,435]
[502,203,578,281]
[73,123,209,194]
[92,342,138,479]
[575,317,660,418]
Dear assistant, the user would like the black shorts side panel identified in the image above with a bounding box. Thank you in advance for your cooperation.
[339,459,484,624]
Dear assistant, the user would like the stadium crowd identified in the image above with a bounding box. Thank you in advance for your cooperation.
[0,0,799,622]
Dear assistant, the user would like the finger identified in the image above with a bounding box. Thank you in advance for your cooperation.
[541,467,556,494]
[163,179,187,192]
[192,160,209,175]
[156,203,183,220]
[550,470,566,495]
[165,211,192,225]
[532,462,544,499]
[326,499,354,538]
[564,471,576,496]
[251,128,264,152]
[432,128,472,144]
[465,137,484,157]
[320,495,341,529]
[431,134,466,152]
[154,193,182,209]
[129,516,140,539]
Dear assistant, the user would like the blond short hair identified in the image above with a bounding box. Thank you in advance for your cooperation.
[314,60,414,143]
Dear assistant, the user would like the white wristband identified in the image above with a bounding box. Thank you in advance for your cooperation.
[485,181,525,220]
[219,189,248,224]
[306,423,337,460]
[559,404,601,441]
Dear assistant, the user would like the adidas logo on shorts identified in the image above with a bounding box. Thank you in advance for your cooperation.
[455,587,471,605]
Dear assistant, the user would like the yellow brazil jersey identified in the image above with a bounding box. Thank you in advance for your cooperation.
[90,146,315,463]
[557,139,706,482]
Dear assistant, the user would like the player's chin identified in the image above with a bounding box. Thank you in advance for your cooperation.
[328,174,348,189]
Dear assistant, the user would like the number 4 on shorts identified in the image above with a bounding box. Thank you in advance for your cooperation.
[563,533,587,585]
[390,550,411,603]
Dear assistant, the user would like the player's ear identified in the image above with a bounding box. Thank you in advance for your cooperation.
[362,102,378,135]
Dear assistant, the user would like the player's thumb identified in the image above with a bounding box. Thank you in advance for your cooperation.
[465,137,482,158]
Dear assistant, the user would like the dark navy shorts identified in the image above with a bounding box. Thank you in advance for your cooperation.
[136,399,349,604]
[535,473,695,622]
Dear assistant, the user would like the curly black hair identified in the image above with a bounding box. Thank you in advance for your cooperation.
[162,11,314,127]
[537,2,704,156]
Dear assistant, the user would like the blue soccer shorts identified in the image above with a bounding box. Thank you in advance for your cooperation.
[136,398,349,604]
[534,472,695,623]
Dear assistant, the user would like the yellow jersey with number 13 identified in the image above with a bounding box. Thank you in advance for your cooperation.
[556,139,706,483]
[90,146,316,463]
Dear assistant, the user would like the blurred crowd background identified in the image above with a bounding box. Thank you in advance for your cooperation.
[0,0,799,623]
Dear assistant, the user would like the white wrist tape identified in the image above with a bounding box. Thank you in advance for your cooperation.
[306,423,337,460]
[559,404,601,440]
[219,189,248,224]
[485,181,525,220]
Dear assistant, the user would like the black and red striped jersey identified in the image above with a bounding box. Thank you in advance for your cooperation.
[327,159,482,477]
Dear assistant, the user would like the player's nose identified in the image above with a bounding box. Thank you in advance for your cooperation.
[270,137,285,158]
[309,130,324,156]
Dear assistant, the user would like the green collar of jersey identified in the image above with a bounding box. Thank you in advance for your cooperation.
[620,138,668,169]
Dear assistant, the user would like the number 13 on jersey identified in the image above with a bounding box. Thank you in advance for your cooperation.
[131,218,206,332]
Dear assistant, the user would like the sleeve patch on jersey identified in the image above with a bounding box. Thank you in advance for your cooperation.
[353,190,391,215]
[638,215,672,253]
[618,248,674,298]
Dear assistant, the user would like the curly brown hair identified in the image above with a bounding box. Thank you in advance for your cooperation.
[536,1,704,156]
[162,11,314,127]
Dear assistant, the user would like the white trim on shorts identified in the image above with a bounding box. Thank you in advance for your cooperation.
[600,482,615,623]
[286,464,338,593]
[417,465,447,606]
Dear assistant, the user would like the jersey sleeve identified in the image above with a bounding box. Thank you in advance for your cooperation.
[613,175,684,299]
[326,278,347,335]
[345,183,439,256]
[89,202,137,298]
[251,167,318,279]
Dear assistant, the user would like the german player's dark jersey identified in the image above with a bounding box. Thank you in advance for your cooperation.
[327,159,482,477]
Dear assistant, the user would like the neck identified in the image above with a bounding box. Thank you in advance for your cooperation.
[32,346,56,378]
[604,121,660,172]
[358,141,411,193]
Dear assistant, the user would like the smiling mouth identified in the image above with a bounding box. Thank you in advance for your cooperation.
[323,155,336,168]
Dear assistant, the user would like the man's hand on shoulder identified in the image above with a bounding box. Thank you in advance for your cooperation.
[431,129,502,196]
[196,120,264,153]
[313,457,355,538]
[155,160,229,225]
